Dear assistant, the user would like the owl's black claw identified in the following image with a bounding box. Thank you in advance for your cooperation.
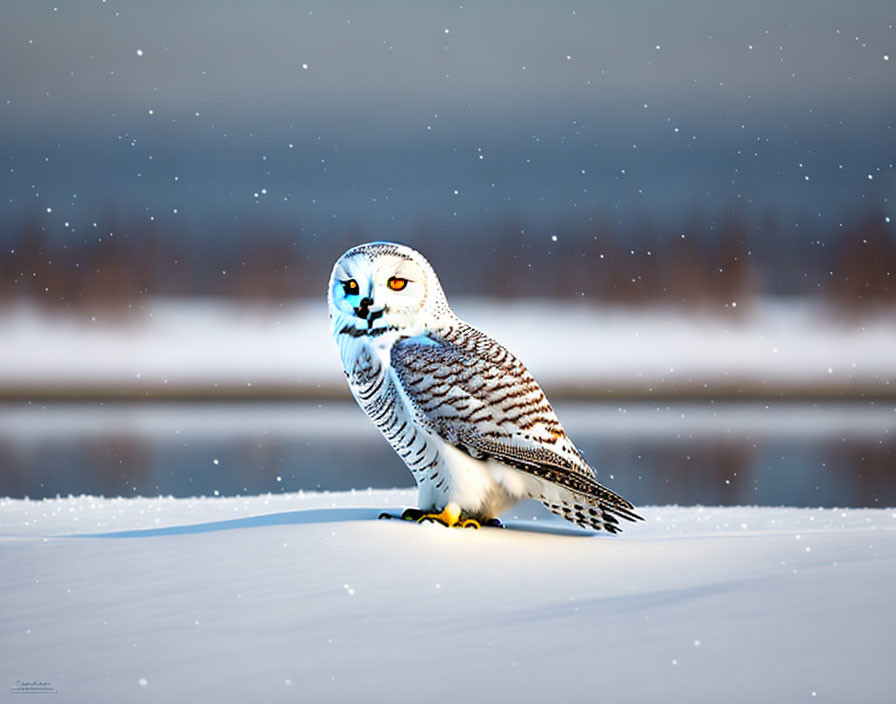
[399,507,428,522]
[378,509,429,522]
[484,518,504,528]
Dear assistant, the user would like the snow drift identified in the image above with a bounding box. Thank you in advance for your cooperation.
[2,491,894,703]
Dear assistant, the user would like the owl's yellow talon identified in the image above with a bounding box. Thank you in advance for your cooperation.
[397,504,480,529]
[414,502,462,527]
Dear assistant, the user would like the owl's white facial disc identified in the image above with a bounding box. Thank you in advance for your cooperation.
[328,242,450,338]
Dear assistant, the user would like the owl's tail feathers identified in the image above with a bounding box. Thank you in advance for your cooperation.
[589,481,643,524]
[542,495,641,533]
[538,478,643,534]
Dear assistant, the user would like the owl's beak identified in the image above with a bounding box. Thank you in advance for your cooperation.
[354,297,374,319]
[354,297,386,329]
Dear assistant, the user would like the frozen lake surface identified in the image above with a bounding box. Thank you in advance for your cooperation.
[1,400,893,508]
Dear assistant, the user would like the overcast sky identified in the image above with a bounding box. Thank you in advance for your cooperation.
[1,1,893,238]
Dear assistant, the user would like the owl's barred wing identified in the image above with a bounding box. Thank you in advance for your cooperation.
[390,327,587,473]
[390,325,641,528]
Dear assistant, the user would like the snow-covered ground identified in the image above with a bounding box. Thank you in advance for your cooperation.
[1,298,893,396]
[2,491,894,703]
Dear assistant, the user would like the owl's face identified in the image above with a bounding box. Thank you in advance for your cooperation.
[328,242,449,337]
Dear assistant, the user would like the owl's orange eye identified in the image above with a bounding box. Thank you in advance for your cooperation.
[387,276,408,291]
[342,279,359,296]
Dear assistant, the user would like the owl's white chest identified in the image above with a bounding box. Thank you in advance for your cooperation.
[419,439,537,518]
[339,333,527,518]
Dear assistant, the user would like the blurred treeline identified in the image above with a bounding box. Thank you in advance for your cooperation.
[1,206,893,312]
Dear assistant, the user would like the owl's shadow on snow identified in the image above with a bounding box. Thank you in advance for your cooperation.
[70,506,590,539]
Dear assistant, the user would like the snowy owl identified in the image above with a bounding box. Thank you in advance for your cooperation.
[328,241,642,532]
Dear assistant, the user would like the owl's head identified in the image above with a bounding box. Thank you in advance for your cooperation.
[328,242,451,338]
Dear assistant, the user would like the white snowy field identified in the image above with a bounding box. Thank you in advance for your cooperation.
[1,298,894,397]
[2,491,894,703]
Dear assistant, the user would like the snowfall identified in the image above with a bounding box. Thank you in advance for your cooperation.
[0,491,893,703]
